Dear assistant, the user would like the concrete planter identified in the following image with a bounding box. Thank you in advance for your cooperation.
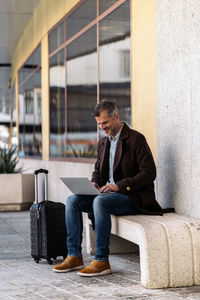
[0,174,34,211]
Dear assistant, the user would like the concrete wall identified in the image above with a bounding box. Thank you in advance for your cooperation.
[156,0,200,217]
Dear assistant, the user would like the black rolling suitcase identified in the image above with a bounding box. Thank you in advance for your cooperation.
[30,169,67,264]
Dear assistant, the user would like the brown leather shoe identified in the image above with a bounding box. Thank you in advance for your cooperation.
[53,256,84,273]
[77,260,111,277]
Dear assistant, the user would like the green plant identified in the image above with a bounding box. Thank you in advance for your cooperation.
[0,147,22,174]
[67,143,97,158]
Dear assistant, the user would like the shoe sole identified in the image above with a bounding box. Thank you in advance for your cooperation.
[77,269,111,277]
[53,265,84,273]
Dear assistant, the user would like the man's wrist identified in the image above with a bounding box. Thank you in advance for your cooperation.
[115,184,120,192]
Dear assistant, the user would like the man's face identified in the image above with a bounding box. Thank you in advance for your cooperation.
[95,110,119,137]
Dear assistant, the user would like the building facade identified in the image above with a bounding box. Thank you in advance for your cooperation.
[9,0,200,218]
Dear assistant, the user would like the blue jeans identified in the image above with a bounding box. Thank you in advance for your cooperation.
[65,193,138,261]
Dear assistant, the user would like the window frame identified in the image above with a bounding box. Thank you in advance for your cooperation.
[17,43,42,159]
[48,0,131,162]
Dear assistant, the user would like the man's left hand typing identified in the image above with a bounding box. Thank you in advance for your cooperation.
[99,184,119,193]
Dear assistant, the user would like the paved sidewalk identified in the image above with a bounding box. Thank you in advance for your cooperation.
[1,212,200,299]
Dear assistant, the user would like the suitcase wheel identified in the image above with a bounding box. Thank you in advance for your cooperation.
[34,258,40,263]
[47,258,53,265]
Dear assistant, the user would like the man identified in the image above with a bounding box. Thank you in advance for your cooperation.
[53,101,162,276]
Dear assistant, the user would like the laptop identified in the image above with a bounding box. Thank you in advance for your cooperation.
[60,176,101,195]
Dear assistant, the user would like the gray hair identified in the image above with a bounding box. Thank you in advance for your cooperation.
[93,100,119,118]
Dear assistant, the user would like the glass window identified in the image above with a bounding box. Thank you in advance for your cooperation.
[18,69,24,87]
[34,44,41,66]
[22,76,34,156]
[11,81,16,122]
[48,0,131,159]
[66,0,96,40]
[18,44,42,157]
[49,22,64,54]
[10,81,17,147]
[99,1,130,45]
[22,45,41,77]
[24,55,33,70]
[49,50,66,157]
[34,69,42,156]
[99,0,118,15]
[25,90,34,115]
[99,1,131,129]
[66,26,97,158]
[23,66,32,82]
[67,27,97,61]
[37,91,41,116]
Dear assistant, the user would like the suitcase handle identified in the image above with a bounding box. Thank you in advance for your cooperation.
[34,169,48,175]
[34,169,48,203]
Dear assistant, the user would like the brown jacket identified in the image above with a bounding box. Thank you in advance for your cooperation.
[91,123,163,215]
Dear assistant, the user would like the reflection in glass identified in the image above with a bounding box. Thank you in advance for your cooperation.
[66,0,96,40]
[11,81,16,122]
[18,85,24,156]
[34,69,42,156]
[24,55,33,70]
[18,45,42,157]
[49,50,66,157]
[11,81,17,147]
[66,26,97,158]
[19,76,34,156]
[49,22,64,54]
[25,90,33,114]
[99,0,118,15]
[34,45,41,66]
[23,66,33,82]
[18,70,24,87]
[99,1,131,127]
[48,0,131,159]
[23,44,41,75]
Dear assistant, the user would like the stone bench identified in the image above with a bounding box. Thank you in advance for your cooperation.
[85,213,200,289]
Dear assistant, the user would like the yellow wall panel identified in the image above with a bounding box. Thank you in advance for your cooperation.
[131,0,157,160]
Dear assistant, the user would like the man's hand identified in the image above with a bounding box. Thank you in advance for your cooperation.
[99,184,119,193]
[91,182,100,190]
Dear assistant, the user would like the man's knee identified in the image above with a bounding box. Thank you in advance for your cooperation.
[66,194,79,208]
[93,195,107,211]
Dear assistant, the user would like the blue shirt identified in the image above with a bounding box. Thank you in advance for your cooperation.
[107,124,123,184]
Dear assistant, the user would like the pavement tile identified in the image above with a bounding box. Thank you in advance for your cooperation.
[87,296,116,300]
[147,296,189,300]
[168,286,200,295]
[0,292,17,300]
